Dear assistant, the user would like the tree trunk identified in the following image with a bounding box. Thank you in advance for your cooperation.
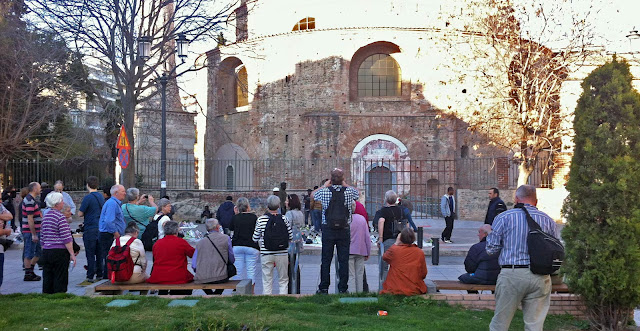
[516,159,534,187]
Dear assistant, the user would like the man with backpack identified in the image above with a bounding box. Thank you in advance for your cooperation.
[486,185,559,331]
[98,185,126,279]
[253,195,292,294]
[376,190,404,281]
[77,176,105,283]
[312,168,359,294]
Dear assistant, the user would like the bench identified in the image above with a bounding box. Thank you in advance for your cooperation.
[431,280,570,293]
[88,279,252,296]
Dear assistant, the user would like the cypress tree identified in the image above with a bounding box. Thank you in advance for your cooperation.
[563,56,640,330]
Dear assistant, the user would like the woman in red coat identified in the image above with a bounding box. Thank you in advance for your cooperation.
[147,221,195,294]
[380,228,428,296]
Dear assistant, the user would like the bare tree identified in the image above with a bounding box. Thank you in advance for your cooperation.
[455,0,597,185]
[0,2,86,161]
[26,0,238,186]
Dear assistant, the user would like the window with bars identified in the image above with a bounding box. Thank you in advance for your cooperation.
[292,17,315,31]
[357,54,401,97]
[236,66,248,107]
[226,165,234,190]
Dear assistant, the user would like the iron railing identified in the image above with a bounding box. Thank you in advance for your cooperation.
[1,157,553,198]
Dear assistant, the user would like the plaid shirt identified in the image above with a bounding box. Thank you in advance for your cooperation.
[313,185,359,225]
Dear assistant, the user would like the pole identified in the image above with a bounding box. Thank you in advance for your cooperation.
[431,237,440,265]
[160,73,168,198]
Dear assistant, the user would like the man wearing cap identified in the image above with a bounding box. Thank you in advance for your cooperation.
[278,182,288,214]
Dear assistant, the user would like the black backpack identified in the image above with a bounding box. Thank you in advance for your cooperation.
[263,213,289,251]
[519,204,564,275]
[391,206,408,237]
[141,214,161,251]
[325,187,349,229]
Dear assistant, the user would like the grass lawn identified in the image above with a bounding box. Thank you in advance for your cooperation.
[0,294,586,330]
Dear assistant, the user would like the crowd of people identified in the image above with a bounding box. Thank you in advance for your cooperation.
[0,169,561,329]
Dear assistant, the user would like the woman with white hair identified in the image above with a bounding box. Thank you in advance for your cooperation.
[154,198,172,240]
[40,192,77,294]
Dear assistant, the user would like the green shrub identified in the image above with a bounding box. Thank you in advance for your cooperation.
[562,56,640,330]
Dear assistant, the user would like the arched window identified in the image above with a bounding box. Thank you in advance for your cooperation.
[292,17,315,31]
[236,65,248,107]
[357,54,401,97]
[226,165,234,190]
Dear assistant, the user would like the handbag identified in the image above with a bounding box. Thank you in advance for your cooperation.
[206,235,237,279]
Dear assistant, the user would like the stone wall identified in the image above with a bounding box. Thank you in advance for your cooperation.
[456,189,516,221]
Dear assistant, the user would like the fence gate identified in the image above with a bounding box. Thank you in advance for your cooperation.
[364,165,392,219]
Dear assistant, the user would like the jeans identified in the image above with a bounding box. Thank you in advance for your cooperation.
[99,232,115,279]
[319,225,350,293]
[304,210,310,226]
[380,239,395,281]
[23,232,42,259]
[41,249,70,294]
[441,216,454,240]
[233,246,260,284]
[83,229,101,280]
[311,210,322,232]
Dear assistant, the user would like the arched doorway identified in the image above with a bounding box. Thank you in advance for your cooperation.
[365,165,393,219]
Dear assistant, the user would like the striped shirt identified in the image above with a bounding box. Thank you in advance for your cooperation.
[252,213,292,255]
[313,185,359,225]
[40,209,73,250]
[486,204,558,266]
[21,194,42,233]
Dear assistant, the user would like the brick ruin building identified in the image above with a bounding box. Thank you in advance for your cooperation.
[202,0,639,219]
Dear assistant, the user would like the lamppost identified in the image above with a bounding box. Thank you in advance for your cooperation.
[137,34,189,197]
[626,29,640,52]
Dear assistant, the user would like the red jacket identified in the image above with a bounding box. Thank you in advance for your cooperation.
[147,235,195,284]
[380,244,428,296]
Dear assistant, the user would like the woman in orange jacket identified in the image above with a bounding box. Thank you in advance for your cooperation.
[380,228,428,295]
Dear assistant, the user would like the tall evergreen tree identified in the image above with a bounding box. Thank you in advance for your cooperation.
[562,57,640,330]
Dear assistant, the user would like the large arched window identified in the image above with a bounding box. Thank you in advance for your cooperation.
[292,17,315,31]
[357,54,401,97]
[236,65,248,107]
[349,42,404,101]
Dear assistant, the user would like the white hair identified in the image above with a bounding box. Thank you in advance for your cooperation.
[205,218,219,231]
[110,185,122,196]
[45,192,64,208]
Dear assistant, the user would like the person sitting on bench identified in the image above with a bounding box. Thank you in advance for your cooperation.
[458,224,500,291]
[111,222,148,284]
[147,221,195,295]
[193,218,234,295]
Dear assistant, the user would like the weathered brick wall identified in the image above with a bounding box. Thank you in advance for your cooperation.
[427,293,587,318]
[457,189,515,221]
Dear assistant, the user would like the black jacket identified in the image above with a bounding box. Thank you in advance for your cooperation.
[484,197,507,225]
[463,238,500,285]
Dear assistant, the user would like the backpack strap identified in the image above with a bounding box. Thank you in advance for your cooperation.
[115,236,122,248]
[125,236,136,247]
[91,193,104,208]
[516,203,542,231]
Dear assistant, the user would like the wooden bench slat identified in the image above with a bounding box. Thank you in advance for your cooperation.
[95,280,241,291]
[432,280,570,293]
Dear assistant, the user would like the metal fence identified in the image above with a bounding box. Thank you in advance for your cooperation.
[0,158,115,191]
[1,157,553,214]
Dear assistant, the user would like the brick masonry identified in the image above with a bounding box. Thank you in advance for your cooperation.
[426,293,587,318]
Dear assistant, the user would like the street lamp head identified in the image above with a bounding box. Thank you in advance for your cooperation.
[137,36,152,60]
[176,33,189,60]
[627,29,640,40]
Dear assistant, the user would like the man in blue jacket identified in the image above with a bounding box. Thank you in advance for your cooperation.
[216,196,235,234]
[458,224,500,287]
[484,187,507,225]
